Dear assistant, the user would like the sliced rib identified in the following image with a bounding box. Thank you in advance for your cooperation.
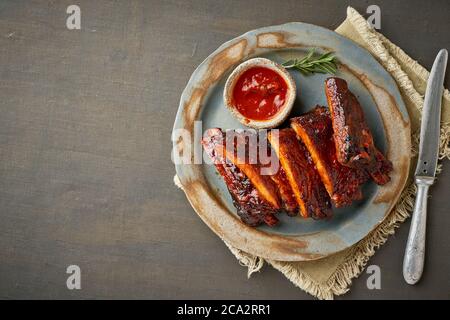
[270,165,298,216]
[325,77,393,185]
[291,106,368,207]
[222,130,281,210]
[268,129,332,219]
[202,128,279,227]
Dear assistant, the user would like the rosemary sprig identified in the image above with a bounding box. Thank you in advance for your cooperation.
[282,49,338,75]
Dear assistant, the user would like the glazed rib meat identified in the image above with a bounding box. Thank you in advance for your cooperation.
[202,128,279,226]
[222,130,281,210]
[270,165,298,216]
[223,129,299,215]
[291,106,368,207]
[268,129,332,219]
[325,77,393,185]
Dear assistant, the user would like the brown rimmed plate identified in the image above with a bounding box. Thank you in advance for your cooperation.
[172,22,411,261]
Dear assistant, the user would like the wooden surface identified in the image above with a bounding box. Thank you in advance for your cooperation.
[0,0,449,299]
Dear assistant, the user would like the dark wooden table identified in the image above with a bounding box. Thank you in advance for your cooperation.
[0,0,449,299]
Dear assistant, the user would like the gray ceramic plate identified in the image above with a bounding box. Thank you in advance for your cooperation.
[173,23,411,261]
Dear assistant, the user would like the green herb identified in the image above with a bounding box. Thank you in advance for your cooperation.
[282,49,338,75]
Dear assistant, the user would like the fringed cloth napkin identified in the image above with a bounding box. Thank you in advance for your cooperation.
[174,7,450,299]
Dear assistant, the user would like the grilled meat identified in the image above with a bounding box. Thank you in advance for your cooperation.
[268,129,332,219]
[200,77,392,228]
[291,106,368,207]
[222,130,281,209]
[325,77,393,185]
[202,128,279,226]
[270,166,298,216]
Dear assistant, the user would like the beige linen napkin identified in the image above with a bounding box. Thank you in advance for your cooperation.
[175,7,450,299]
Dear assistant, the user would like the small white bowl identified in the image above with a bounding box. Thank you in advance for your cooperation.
[223,58,296,129]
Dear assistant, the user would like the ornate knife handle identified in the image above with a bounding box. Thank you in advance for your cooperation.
[403,176,434,285]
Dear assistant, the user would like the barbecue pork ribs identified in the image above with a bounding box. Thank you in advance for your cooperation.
[270,166,298,216]
[325,77,393,185]
[200,77,392,227]
[291,106,368,207]
[268,129,332,219]
[202,128,279,226]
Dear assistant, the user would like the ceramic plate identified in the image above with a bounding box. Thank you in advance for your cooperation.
[172,23,411,261]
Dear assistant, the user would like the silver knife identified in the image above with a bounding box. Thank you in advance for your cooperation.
[403,49,448,285]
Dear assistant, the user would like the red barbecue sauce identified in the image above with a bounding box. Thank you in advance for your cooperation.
[232,67,288,121]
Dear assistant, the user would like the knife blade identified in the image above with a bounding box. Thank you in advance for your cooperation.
[414,49,448,178]
[403,49,448,285]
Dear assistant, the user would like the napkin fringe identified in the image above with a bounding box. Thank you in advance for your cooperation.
[440,126,450,160]
[224,241,265,278]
